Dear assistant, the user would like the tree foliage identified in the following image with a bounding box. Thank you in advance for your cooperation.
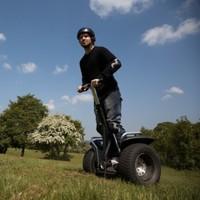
[141,116,200,169]
[0,94,48,155]
[29,115,83,160]
[0,123,9,153]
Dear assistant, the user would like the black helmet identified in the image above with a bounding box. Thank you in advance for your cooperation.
[77,27,96,42]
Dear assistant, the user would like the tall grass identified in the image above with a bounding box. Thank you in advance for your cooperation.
[0,149,200,200]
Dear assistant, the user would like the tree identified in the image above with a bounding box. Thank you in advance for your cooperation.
[171,116,194,169]
[141,116,200,169]
[191,122,200,168]
[0,122,10,153]
[65,116,85,152]
[65,115,85,139]
[29,115,83,160]
[0,94,48,156]
[153,122,176,165]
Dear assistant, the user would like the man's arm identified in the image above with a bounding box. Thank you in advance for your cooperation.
[98,58,122,80]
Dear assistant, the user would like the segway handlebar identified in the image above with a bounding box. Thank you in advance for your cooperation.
[80,83,100,106]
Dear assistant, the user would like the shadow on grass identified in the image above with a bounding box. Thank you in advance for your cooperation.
[42,153,73,161]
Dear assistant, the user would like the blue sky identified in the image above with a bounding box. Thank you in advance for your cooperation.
[0,0,200,139]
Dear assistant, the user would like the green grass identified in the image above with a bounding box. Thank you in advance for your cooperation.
[0,149,200,200]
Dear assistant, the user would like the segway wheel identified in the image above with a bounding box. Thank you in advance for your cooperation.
[119,143,161,185]
[82,148,96,173]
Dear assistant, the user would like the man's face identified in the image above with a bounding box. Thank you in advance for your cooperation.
[79,33,93,47]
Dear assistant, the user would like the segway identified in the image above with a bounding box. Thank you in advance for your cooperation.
[83,85,161,185]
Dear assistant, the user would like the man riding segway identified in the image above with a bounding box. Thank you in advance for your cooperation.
[77,27,125,161]
[77,27,161,185]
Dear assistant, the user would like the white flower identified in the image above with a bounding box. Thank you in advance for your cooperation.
[29,115,82,147]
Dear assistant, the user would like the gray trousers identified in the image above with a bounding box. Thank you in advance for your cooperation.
[95,89,125,138]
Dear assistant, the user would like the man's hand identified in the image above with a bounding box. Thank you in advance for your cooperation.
[91,79,102,88]
[77,84,90,93]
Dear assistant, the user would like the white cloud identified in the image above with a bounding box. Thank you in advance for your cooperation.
[89,0,153,17]
[0,33,6,42]
[2,62,12,70]
[0,55,8,62]
[166,86,184,95]
[61,95,70,102]
[61,93,93,104]
[161,94,172,101]
[20,62,37,73]
[53,64,68,74]
[45,100,55,111]
[162,86,184,101]
[142,18,200,46]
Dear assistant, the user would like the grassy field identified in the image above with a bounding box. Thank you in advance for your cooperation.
[0,149,200,200]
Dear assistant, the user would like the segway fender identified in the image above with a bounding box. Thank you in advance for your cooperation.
[120,132,154,149]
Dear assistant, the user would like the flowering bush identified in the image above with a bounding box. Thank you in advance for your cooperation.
[29,115,83,160]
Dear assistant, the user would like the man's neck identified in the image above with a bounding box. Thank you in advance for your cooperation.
[84,44,94,54]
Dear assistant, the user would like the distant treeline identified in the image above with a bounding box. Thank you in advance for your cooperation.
[141,116,200,170]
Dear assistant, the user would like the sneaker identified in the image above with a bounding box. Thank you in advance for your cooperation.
[110,157,119,166]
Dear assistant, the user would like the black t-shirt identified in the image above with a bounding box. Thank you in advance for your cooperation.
[80,46,120,98]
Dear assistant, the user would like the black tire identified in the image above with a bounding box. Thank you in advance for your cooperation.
[119,143,161,185]
[82,148,96,173]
